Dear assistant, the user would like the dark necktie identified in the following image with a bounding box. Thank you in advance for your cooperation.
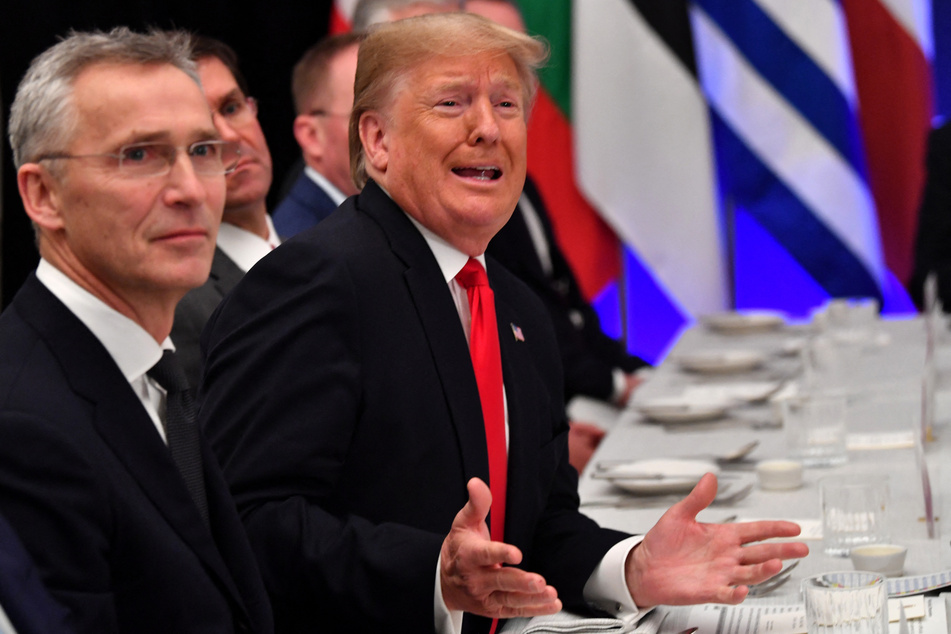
[148,351,209,525]
[455,259,507,545]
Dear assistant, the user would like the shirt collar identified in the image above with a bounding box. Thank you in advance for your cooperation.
[35,259,169,383]
[216,216,280,273]
[403,213,486,283]
[304,165,348,206]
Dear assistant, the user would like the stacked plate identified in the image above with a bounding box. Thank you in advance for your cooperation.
[598,458,719,495]
[634,396,732,424]
[702,311,786,334]
[674,349,767,374]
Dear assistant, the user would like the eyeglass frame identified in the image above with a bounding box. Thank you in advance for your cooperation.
[34,140,242,178]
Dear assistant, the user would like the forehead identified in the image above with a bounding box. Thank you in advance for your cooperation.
[70,62,215,146]
[197,56,243,105]
[404,51,522,94]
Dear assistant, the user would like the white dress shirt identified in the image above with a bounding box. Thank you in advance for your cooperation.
[35,259,172,443]
[216,215,280,273]
[403,218,647,633]
[305,165,348,207]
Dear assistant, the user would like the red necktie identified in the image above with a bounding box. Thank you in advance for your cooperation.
[455,258,507,545]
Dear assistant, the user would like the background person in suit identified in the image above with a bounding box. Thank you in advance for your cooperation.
[272,33,363,238]
[172,36,281,388]
[0,28,272,633]
[909,120,951,309]
[199,13,807,634]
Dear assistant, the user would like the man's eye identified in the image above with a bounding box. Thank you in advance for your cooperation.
[440,100,457,107]
[190,143,213,158]
[121,145,153,162]
[221,101,242,117]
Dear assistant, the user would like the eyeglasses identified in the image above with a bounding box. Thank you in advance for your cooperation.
[308,109,351,118]
[215,96,259,127]
[36,140,241,178]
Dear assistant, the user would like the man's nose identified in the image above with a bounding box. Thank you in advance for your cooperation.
[467,99,501,145]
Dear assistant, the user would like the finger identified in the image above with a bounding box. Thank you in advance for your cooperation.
[732,519,804,543]
[457,538,524,568]
[735,541,809,565]
[484,589,562,618]
[452,478,493,531]
[670,472,718,520]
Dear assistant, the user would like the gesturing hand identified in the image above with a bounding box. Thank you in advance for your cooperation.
[626,473,809,608]
[440,478,562,619]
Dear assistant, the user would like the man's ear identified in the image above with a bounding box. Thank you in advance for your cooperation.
[293,114,324,162]
[18,164,65,231]
[359,110,389,174]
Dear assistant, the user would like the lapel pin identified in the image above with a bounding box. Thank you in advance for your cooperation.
[510,323,525,342]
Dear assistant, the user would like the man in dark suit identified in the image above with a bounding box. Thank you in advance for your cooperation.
[0,28,272,633]
[0,511,72,634]
[272,33,363,238]
[909,120,951,309]
[199,13,806,634]
[172,37,281,387]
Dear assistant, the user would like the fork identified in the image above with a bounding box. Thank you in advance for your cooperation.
[747,560,799,597]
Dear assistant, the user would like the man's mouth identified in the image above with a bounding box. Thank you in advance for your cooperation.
[452,166,502,180]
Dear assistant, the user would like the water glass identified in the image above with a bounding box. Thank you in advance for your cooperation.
[820,475,889,556]
[803,571,887,634]
[783,393,848,467]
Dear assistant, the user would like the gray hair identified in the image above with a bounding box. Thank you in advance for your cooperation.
[350,11,548,188]
[8,27,198,170]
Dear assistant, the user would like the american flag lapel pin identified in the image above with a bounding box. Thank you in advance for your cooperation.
[510,323,525,342]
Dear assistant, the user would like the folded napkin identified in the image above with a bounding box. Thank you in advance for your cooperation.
[503,609,665,634]
[502,612,626,634]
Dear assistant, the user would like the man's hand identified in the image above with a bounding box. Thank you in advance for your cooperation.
[626,473,809,607]
[440,478,562,619]
[615,373,644,407]
[568,421,606,473]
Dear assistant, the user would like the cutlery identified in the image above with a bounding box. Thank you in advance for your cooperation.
[748,560,799,597]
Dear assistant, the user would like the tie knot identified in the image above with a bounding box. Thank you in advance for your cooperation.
[147,351,189,393]
[455,258,488,289]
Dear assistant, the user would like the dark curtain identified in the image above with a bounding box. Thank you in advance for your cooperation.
[1,0,333,307]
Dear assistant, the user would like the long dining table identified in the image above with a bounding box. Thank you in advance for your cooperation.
[532,312,951,633]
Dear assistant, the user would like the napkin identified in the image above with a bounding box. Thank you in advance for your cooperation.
[503,609,666,634]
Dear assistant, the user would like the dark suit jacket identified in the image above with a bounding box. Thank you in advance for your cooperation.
[0,275,273,634]
[173,247,245,388]
[271,171,339,239]
[910,121,951,309]
[0,510,72,634]
[199,181,628,634]
[487,178,648,402]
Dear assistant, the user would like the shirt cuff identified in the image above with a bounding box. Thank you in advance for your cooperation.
[583,535,653,626]
[435,551,464,634]
[611,368,627,404]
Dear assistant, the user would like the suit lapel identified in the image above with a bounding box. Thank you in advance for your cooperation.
[358,183,491,486]
[18,277,248,613]
[209,247,245,299]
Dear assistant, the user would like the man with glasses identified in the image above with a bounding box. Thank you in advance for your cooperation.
[172,36,281,387]
[272,33,362,238]
[0,27,273,632]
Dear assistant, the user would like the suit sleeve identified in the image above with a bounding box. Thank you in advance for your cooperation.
[0,411,119,632]
[198,247,443,633]
[910,123,951,309]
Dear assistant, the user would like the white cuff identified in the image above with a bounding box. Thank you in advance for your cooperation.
[583,535,653,626]
[435,551,465,634]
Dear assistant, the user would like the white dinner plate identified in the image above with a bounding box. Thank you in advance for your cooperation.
[675,350,767,374]
[634,396,732,423]
[602,458,719,495]
[702,311,786,334]
[682,381,782,404]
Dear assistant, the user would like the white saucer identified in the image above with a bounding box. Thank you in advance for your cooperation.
[675,350,767,374]
[702,311,786,334]
[683,381,782,404]
[602,459,719,495]
[634,396,731,423]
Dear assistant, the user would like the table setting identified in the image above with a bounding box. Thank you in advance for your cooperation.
[519,301,951,634]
